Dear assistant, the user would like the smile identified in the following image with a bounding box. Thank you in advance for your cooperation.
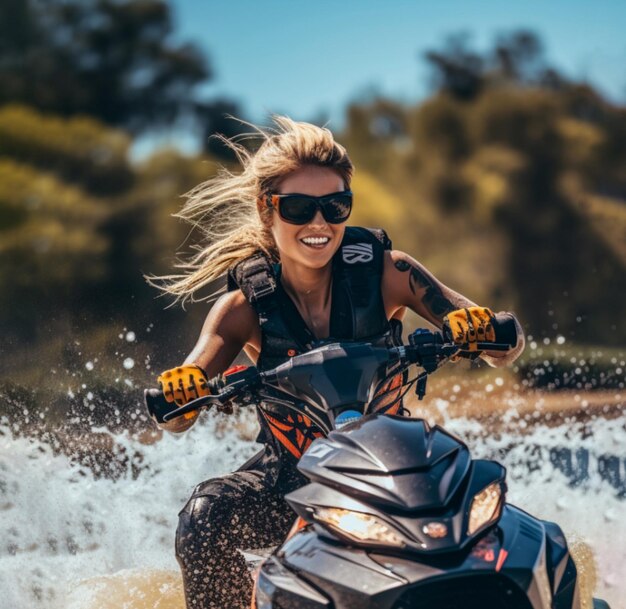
[300,236,330,247]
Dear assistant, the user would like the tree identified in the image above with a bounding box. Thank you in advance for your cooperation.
[424,33,485,101]
[492,30,545,84]
[424,29,557,101]
[198,99,250,162]
[0,0,210,133]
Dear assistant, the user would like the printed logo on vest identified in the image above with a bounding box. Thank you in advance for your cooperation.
[342,243,373,264]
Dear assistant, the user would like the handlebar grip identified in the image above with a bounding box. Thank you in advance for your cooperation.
[491,313,519,348]
[145,388,181,424]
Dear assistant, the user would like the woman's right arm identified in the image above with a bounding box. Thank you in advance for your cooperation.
[158,290,260,433]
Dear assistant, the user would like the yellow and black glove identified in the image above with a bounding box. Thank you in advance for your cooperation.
[443,307,496,357]
[157,364,211,420]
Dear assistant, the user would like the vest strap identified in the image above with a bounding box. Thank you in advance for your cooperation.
[229,226,393,366]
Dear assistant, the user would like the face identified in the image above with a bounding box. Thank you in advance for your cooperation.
[270,165,347,270]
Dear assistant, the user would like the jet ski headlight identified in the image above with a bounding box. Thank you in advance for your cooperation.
[314,507,404,547]
[468,482,503,535]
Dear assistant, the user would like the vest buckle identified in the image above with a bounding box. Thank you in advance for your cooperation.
[250,276,276,302]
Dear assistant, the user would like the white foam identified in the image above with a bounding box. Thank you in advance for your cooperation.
[0,408,623,609]
[0,413,258,609]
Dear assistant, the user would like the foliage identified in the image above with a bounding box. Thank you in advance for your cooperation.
[0,105,132,194]
[424,30,562,102]
[198,99,251,162]
[0,159,108,273]
[0,0,209,133]
[0,105,213,376]
[342,33,626,347]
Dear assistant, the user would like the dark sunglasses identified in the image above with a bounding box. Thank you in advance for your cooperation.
[259,190,352,225]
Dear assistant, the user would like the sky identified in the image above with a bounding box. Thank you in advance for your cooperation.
[169,0,626,131]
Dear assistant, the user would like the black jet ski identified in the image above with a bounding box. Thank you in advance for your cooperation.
[151,323,610,609]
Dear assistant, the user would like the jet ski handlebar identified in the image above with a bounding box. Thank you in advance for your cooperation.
[162,325,514,423]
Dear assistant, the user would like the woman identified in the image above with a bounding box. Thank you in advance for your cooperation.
[147,117,524,609]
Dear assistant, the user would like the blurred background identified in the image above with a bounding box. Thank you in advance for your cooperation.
[0,1,624,607]
[1,0,623,420]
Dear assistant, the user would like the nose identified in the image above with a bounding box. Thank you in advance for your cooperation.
[308,209,328,228]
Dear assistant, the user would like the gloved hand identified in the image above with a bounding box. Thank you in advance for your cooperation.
[443,307,496,356]
[145,388,182,425]
[157,364,211,420]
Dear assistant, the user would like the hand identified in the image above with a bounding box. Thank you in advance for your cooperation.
[443,307,496,354]
[145,388,182,425]
[157,364,210,420]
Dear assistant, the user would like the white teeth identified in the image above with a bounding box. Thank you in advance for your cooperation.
[301,237,329,245]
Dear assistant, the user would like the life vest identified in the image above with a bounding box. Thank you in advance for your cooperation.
[228,227,405,460]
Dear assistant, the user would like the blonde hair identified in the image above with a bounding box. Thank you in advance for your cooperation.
[150,116,353,304]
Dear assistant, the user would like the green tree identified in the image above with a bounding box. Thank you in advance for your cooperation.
[424,30,555,101]
[342,30,626,345]
[0,0,209,132]
[0,105,217,389]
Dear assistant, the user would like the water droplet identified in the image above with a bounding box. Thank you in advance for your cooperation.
[85,361,94,371]
[87,392,94,401]
[485,384,494,393]
[495,377,504,387]
[556,497,568,511]
[125,331,136,342]
[604,574,617,588]
[123,358,135,370]
[452,384,461,393]
[556,335,565,345]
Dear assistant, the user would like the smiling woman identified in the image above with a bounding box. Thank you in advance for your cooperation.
[145,115,525,609]
[149,117,353,304]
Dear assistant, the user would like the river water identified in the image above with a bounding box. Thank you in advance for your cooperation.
[1,393,624,609]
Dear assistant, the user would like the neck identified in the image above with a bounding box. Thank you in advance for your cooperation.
[280,259,333,310]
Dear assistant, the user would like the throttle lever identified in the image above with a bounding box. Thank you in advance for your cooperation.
[408,328,443,373]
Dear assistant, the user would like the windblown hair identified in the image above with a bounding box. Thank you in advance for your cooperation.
[149,116,353,304]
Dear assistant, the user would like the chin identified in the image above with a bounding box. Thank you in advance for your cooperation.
[295,253,333,269]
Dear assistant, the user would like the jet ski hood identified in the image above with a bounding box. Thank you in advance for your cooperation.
[297,414,472,511]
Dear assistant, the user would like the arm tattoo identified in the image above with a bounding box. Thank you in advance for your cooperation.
[394,259,456,317]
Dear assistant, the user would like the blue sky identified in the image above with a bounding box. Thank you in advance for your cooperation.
[169,0,626,130]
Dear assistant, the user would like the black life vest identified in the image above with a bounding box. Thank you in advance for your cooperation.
[228,226,404,460]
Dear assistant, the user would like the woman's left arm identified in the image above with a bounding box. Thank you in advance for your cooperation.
[382,250,525,367]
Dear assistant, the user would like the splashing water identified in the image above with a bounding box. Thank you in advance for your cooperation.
[1,397,624,609]
[0,413,258,609]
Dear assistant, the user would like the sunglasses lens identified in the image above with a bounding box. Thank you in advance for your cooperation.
[276,192,352,225]
[321,193,352,224]
[279,196,317,224]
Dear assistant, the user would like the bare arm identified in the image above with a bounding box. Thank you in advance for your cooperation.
[382,250,473,324]
[159,290,260,433]
[382,250,524,366]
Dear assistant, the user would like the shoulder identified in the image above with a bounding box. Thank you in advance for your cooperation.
[383,249,420,277]
[205,289,258,342]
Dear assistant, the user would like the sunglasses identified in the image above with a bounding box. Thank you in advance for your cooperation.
[259,190,352,225]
